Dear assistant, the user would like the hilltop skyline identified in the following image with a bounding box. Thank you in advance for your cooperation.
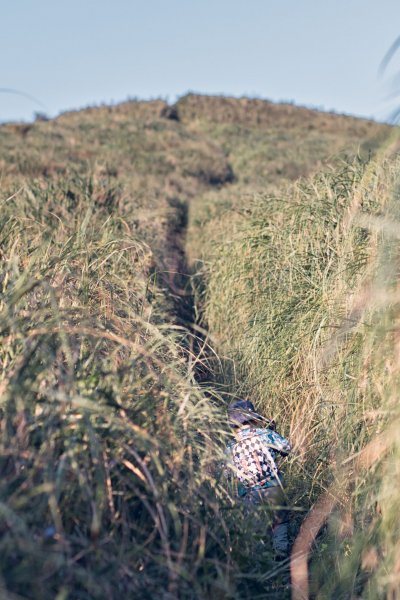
[2,0,400,123]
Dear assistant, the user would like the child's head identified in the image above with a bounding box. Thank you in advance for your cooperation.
[228,399,263,429]
[228,399,276,431]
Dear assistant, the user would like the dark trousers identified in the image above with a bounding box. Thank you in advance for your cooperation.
[242,484,290,556]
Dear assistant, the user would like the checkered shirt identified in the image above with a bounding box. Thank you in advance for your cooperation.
[225,427,291,489]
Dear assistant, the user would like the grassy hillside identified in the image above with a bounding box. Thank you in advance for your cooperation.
[0,94,397,598]
[197,150,400,597]
[176,94,391,264]
[0,100,240,600]
[0,100,232,268]
[177,94,388,187]
[182,97,400,597]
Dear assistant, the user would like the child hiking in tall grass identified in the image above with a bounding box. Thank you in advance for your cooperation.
[225,399,291,558]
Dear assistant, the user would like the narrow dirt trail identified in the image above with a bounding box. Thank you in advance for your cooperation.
[160,191,297,599]
[156,192,222,388]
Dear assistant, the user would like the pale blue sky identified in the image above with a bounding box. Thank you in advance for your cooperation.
[2,0,400,123]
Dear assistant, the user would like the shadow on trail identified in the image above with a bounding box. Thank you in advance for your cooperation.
[153,196,218,387]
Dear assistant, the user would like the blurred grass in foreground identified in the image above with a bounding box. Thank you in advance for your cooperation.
[0,175,244,599]
[0,98,293,597]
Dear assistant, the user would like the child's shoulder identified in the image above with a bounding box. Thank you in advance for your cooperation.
[251,427,273,437]
[254,427,287,442]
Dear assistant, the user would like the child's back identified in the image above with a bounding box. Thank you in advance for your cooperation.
[226,426,291,490]
[226,400,292,558]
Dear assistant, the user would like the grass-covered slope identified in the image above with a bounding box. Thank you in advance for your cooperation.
[177,94,391,265]
[191,132,400,597]
[0,94,396,598]
[177,94,388,188]
[0,101,243,600]
[0,100,233,265]
[0,177,228,599]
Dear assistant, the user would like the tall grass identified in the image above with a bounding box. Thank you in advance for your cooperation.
[192,143,400,597]
[0,174,233,599]
[1,95,396,598]
[1,97,325,599]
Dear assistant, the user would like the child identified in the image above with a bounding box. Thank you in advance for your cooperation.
[225,399,291,558]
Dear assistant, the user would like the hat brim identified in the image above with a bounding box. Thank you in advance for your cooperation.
[228,408,264,426]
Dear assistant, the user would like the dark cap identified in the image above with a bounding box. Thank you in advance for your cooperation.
[228,399,264,426]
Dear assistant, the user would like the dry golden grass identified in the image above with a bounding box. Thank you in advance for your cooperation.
[0,94,396,598]
[192,130,400,597]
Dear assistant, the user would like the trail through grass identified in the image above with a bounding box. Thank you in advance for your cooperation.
[0,95,397,599]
